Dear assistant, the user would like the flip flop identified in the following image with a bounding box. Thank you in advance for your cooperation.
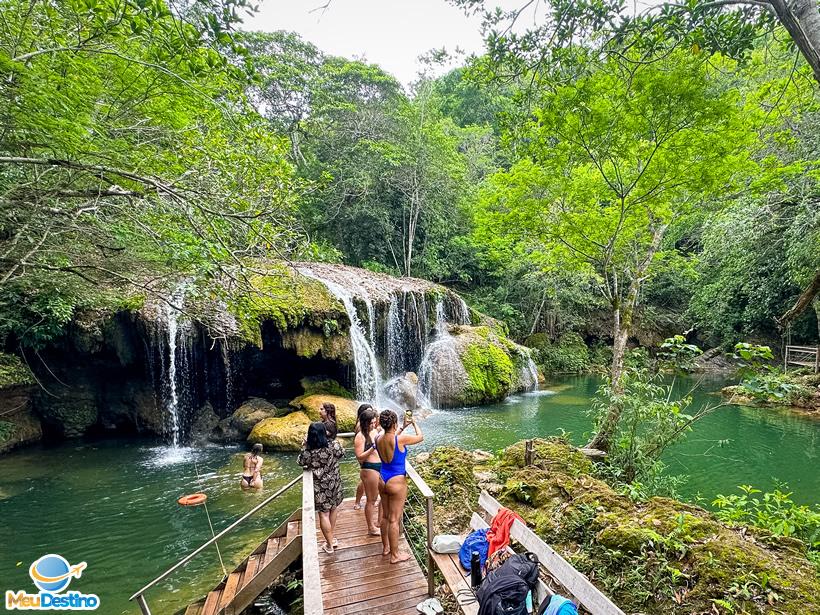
[416,598,443,615]
[322,543,334,554]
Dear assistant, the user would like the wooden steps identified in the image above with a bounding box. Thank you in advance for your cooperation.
[182,514,303,615]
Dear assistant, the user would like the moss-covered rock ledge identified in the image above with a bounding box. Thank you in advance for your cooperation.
[414,439,820,615]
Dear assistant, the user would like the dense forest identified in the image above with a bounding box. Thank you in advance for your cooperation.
[1,0,818,354]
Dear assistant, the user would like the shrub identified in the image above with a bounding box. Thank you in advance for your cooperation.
[531,331,590,374]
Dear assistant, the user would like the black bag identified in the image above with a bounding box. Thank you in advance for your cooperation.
[476,552,540,615]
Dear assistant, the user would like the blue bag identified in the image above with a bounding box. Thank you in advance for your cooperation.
[459,528,489,571]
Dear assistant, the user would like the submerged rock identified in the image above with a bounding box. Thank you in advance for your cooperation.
[247,411,311,451]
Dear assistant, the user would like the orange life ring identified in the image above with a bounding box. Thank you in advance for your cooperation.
[178,493,207,506]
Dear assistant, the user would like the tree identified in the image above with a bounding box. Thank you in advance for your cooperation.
[474,50,755,450]
[450,0,820,84]
[0,0,302,347]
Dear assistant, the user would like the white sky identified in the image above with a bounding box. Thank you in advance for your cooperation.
[242,0,521,86]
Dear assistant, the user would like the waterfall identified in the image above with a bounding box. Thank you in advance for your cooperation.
[418,299,466,408]
[520,357,540,392]
[301,269,383,401]
[163,289,184,448]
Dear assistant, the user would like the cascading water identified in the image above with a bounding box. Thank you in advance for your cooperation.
[301,269,383,401]
[163,289,186,448]
[520,357,540,392]
[417,300,467,408]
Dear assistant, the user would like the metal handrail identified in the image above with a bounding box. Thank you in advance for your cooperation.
[129,474,301,612]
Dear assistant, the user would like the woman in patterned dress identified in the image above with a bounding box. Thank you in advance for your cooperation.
[298,421,345,553]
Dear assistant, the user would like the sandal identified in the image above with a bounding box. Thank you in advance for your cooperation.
[321,543,334,554]
[416,598,443,614]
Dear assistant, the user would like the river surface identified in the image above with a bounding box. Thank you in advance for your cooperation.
[1,375,818,614]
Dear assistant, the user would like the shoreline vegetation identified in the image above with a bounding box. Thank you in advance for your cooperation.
[413,439,820,615]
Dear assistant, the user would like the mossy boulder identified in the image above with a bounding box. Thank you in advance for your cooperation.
[247,411,311,451]
[490,439,820,614]
[0,386,41,454]
[229,264,349,348]
[299,377,353,399]
[414,446,479,534]
[231,398,282,433]
[289,394,358,432]
[425,325,531,407]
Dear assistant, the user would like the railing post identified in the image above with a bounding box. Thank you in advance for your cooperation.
[525,439,534,466]
[135,595,151,615]
[426,494,435,597]
[815,347,819,374]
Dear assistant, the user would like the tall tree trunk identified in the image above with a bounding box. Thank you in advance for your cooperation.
[778,267,820,326]
[768,0,820,83]
[586,223,667,452]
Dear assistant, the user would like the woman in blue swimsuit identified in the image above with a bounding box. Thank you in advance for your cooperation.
[375,409,424,564]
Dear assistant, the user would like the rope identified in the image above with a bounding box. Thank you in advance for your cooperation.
[192,456,228,578]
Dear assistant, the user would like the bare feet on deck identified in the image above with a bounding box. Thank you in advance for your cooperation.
[382,548,391,556]
[390,552,411,564]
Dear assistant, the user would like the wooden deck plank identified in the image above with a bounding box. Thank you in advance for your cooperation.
[315,498,429,615]
[184,602,204,615]
[217,572,242,611]
[201,589,221,615]
[324,590,429,615]
[263,536,282,565]
[286,520,301,541]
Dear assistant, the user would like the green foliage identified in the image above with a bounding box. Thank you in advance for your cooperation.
[0,352,33,388]
[714,485,820,561]
[592,369,697,494]
[659,335,703,373]
[528,331,591,374]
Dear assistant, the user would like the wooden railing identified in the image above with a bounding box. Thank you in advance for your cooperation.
[785,345,820,373]
[301,469,323,615]
[129,475,302,615]
[406,461,436,597]
[477,491,624,615]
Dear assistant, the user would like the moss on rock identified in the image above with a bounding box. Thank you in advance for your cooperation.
[229,265,347,347]
[457,326,515,405]
[416,438,820,615]
[299,377,353,399]
[289,394,358,432]
[247,411,311,451]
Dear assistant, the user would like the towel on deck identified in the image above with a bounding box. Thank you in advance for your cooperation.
[486,507,524,557]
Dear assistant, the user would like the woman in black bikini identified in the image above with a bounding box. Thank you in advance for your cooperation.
[353,403,373,509]
[240,443,264,490]
[353,407,381,535]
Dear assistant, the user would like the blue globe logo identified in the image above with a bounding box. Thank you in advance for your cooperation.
[29,554,80,593]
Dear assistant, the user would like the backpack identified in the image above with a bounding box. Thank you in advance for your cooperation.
[476,552,540,615]
[459,528,489,571]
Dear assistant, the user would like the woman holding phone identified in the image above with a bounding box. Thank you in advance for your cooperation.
[375,409,423,563]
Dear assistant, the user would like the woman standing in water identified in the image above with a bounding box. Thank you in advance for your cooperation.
[376,409,423,563]
[353,407,381,535]
[240,443,264,490]
[298,422,344,553]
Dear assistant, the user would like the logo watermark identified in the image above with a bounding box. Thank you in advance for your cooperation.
[5,554,99,611]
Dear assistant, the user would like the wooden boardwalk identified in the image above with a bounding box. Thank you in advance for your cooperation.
[316,498,429,615]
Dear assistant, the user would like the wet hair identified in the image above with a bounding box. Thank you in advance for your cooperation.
[306,422,329,450]
[358,408,378,450]
[376,410,398,463]
[251,443,263,456]
[356,403,372,419]
[321,402,337,423]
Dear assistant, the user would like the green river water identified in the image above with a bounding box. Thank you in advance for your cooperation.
[1,375,818,614]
